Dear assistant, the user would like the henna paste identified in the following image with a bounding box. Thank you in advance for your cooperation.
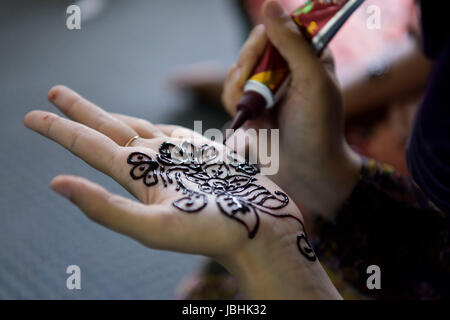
[127,141,316,261]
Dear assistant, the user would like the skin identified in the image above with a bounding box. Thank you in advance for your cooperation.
[23,83,340,299]
[222,0,362,218]
[343,47,431,118]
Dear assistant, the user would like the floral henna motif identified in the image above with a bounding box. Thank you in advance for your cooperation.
[127,141,316,261]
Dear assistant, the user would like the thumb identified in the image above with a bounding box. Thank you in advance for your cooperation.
[262,0,322,78]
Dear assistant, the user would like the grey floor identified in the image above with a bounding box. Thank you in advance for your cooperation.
[0,0,243,299]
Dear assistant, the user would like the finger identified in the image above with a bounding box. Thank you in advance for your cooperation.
[262,0,323,79]
[155,124,203,140]
[235,24,268,87]
[222,65,242,116]
[155,124,222,150]
[24,110,121,178]
[320,48,337,80]
[111,113,166,139]
[51,175,172,249]
[48,85,140,147]
[222,25,267,115]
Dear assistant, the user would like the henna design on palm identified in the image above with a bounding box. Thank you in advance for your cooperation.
[127,141,316,261]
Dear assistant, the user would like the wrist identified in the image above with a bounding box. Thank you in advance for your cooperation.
[322,142,362,217]
[218,232,342,299]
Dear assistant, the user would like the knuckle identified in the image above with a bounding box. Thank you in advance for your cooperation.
[45,114,61,136]
[281,21,303,41]
[107,194,128,211]
[137,118,152,129]
[107,147,120,175]
[86,201,107,225]
[93,112,111,132]
[66,98,83,116]
[69,126,85,150]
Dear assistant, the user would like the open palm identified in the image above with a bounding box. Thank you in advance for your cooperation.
[24,86,316,263]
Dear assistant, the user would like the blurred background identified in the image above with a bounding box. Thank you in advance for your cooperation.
[0,0,429,299]
[0,0,241,299]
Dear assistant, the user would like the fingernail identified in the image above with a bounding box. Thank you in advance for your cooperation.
[48,89,58,102]
[52,185,72,199]
[265,1,285,19]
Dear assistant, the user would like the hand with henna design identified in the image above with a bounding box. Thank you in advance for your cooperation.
[24,85,340,299]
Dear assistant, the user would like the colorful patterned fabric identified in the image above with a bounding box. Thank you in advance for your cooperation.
[312,158,450,299]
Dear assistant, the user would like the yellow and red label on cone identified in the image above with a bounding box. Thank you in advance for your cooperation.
[249,0,351,95]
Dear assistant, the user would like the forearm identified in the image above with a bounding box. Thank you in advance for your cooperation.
[221,236,342,300]
[343,48,431,118]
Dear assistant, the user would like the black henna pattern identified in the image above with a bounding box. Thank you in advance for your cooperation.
[127,141,316,261]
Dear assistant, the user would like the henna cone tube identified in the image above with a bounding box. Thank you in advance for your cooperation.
[224,0,365,143]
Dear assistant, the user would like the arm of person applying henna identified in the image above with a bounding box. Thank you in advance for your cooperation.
[312,2,450,299]
[342,45,431,119]
[221,1,450,299]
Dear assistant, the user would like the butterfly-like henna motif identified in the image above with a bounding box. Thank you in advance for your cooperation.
[127,141,316,261]
[127,153,159,186]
